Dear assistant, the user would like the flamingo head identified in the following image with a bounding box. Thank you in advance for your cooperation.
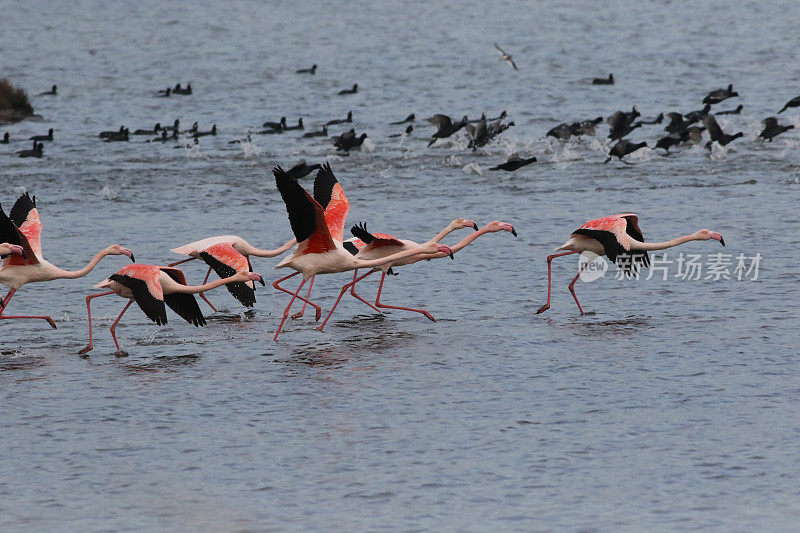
[694,229,725,246]
[247,272,265,286]
[421,242,453,259]
[107,244,136,262]
[485,221,517,237]
[452,218,479,231]
[0,243,25,259]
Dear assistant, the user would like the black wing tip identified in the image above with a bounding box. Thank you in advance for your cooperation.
[350,221,376,244]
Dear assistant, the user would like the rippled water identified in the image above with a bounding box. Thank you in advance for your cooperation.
[2,1,799,530]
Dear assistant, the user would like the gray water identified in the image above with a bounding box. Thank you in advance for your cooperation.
[2,1,799,531]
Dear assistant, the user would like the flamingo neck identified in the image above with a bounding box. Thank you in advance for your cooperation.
[633,234,696,251]
[430,222,460,243]
[355,245,430,269]
[448,227,492,254]
[250,238,297,258]
[54,250,110,279]
[174,275,240,294]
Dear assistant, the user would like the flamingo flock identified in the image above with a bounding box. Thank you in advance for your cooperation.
[0,163,727,353]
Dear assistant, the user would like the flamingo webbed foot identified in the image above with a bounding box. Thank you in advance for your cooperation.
[46,318,57,329]
[535,304,550,314]
[115,350,129,357]
[78,345,93,355]
[291,311,304,320]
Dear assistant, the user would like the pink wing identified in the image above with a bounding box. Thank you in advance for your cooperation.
[323,182,350,241]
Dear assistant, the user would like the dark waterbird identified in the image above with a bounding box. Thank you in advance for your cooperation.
[758,117,794,142]
[146,130,172,143]
[173,83,192,95]
[296,64,317,74]
[716,104,743,115]
[99,126,125,139]
[490,154,537,171]
[778,95,800,114]
[592,73,614,85]
[17,141,43,158]
[605,140,647,163]
[283,118,304,131]
[637,112,664,125]
[333,129,367,152]
[703,114,743,149]
[38,85,57,96]
[325,111,353,126]
[607,106,640,132]
[547,123,573,140]
[664,112,700,133]
[1,132,8,144]
[162,119,180,132]
[262,117,287,131]
[337,84,358,95]
[185,121,199,134]
[388,125,413,138]
[193,124,217,138]
[284,160,323,180]
[157,87,171,97]
[390,113,415,125]
[608,121,641,140]
[228,133,252,144]
[703,84,737,105]
[427,114,468,146]
[302,125,328,138]
[133,123,162,135]
[571,116,603,136]
[684,104,711,123]
[30,128,54,142]
[655,126,705,152]
[104,129,129,142]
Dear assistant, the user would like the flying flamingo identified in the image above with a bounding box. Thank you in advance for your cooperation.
[272,163,453,340]
[535,213,725,315]
[319,220,516,329]
[168,235,295,311]
[0,192,134,329]
[78,264,263,355]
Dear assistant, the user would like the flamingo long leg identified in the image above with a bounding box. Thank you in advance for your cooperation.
[272,273,321,321]
[535,251,580,314]
[167,257,195,267]
[348,269,382,313]
[110,300,134,355]
[317,269,378,331]
[78,290,116,354]
[197,266,218,313]
[568,262,590,316]
[291,275,315,320]
[0,289,57,329]
[374,271,436,322]
[273,276,308,341]
[0,289,14,310]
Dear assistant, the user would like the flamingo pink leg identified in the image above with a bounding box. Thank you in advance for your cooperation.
[273,276,312,341]
[110,300,134,355]
[0,289,57,329]
[374,271,436,322]
[197,266,218,313]
[291,275,315,320]
[78,290,116,354]
[167,257,195,267]
[568,262,591,316]
[272,272,321,322]
[317,269,379,331]
[535,251,581,314]
[348,269,382,313]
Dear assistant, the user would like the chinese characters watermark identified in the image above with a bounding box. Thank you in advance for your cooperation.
[579,252,762,282]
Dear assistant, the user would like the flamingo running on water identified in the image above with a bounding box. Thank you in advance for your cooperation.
[0,192,134,329]
[168,236,295,311]
[272,163,453,340]
[78,264,262,355]
[535,214,725,315]
[319,220,516,329]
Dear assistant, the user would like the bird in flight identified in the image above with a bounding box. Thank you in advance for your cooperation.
[494,43,518,70]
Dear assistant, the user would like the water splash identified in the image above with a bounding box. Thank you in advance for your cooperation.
[462,162,483,175]
[240,141,261,159]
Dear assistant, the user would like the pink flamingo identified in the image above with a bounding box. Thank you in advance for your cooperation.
[0,192,134,329]
[319,220,516,329]
[535,213,725,315]
[168,235,294,311]
[272,163,453,340]
[78,264,263,355]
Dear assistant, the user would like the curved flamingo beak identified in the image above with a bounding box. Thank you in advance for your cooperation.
[472,222,479,231]
[248,272,265,285]
[438,244,454,259]
[509,226,517,237]
[711,232,725,246]
[122,248,135,262]
[9,244,25,256]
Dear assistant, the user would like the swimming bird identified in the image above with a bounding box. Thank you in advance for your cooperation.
[99,126,125,139]
[16,141,43,158]
[0,132,8,144]
[322,220,515,328]
[30,128,54,142]
[284,160,323,180]
[146,130,171,143]
[535,214,724,315]
[262,117,287,131]
[664,112,694,133]
[283,118,304,131]
[0,192,134,328]
[297,64,317,74]
[758,117,794,142]
[104,128,129,142]
[547,123,573,140]
[570,117,604,136]
[185,122,199,134]
[778,95,800,114]
[302,125,328,138]
[608,121,641,140]
[684,104,711,123]
[607,107,640,129]
[193,124,217,138]
[493,43,518,70]
[78,265,261,355]
[703,84,737,105]
[173,82,192,95]
[333,129,367,152]
[388,125,413,138]
[158,87,171,97]
[133,123,162,135]
[703,114,743,149]
[427,114,468,146]
[271,164,451,339]
[390,114,415,125]
[38,85,57,96]
[716,104,743,115]
[337,84,358,95]
[490,154,537,171]
[605,140,647,163]
[655,128,704,152]
[168,236,293,311]
[465,117,488,148]
[228,132,252,144]
[162,119,180,133]
[325,111,353,125]
[592,73,614,85]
